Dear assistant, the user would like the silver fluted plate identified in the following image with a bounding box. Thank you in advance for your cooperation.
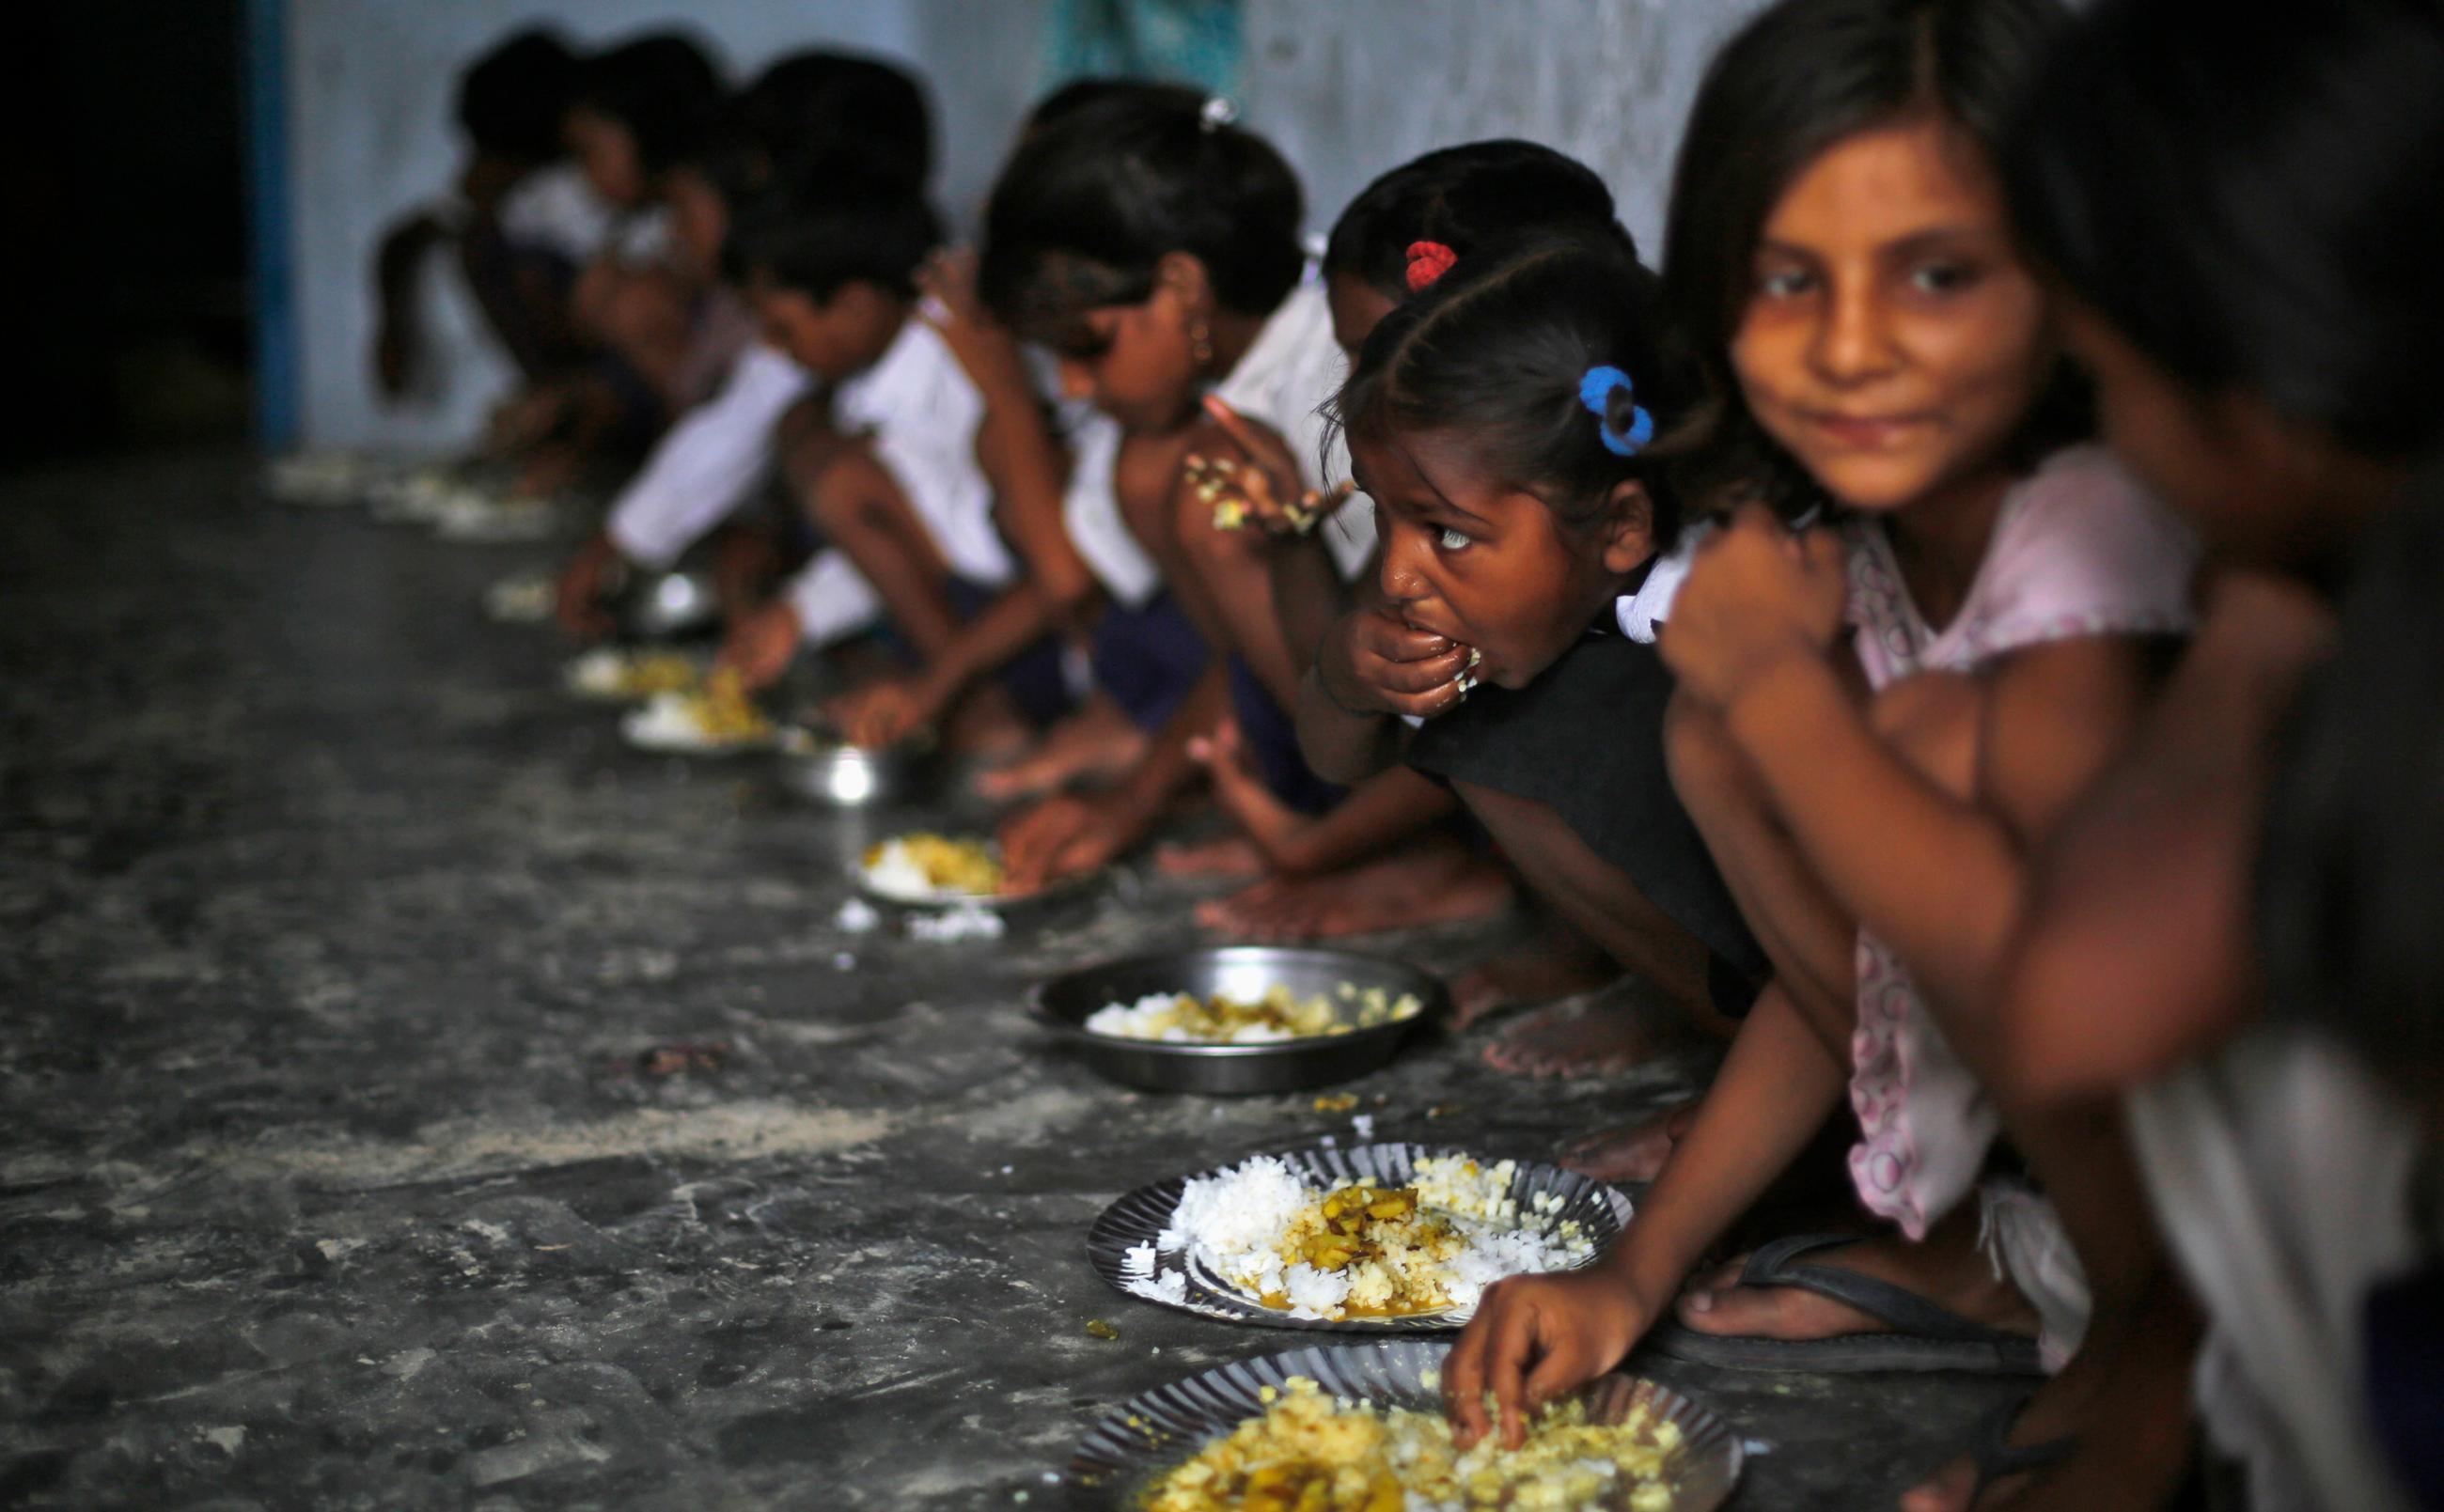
[1061,1338,1740,1511]
[1087,1141,1632,1332]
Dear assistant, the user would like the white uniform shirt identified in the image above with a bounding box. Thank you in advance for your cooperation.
[496,163,618,264]
[604,343,813,569]
[1059,412,1164,609]
[782,315,1010,646]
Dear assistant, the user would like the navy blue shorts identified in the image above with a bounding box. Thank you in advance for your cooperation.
[1228,653,1346,817]
[941,576,1074,729]
[1089,592,1208,732]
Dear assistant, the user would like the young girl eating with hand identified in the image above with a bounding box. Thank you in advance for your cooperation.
[1178,138,1642,947]
[1294,226,1770,1129]
[1444,3,2199,1505]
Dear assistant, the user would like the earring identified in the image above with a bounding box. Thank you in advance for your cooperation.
[1189,318,1213,367]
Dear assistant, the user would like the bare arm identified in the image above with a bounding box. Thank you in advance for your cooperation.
[1722,634,2154,1019]
[1445,980,1846,1448]
[1999,572,2336,1102]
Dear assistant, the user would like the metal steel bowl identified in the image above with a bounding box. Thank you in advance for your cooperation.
[616,568,722,642]
[1027,945,1444,1095]
[773,725,938,809]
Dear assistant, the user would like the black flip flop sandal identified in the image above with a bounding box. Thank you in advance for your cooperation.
[1640,1231,2046,1374]
[1969,1395,2079,1503]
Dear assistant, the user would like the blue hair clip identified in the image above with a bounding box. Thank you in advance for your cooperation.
[1578,365,1655,458]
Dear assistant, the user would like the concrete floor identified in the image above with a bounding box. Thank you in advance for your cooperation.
[0,451,2027,1508]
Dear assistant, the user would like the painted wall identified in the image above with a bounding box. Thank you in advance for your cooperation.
[284,0,1764,450]
[1239,0,1769,268]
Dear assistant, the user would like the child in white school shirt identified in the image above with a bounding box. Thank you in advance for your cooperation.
[713,195,1072,742]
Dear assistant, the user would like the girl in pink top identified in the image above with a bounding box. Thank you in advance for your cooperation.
[1445,4,2195,1507]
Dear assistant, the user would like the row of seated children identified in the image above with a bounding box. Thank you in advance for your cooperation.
[395,7,2438,1505]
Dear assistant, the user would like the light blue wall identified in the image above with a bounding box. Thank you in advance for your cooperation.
[281,0,1764,449]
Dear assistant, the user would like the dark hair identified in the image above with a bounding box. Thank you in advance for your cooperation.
[1662,0,2076,518]
[1022,77,1204,137]
[457,28,579,164]
[979,91,1304,341]
[1332,231,1692,544]
[1324,140,1633,304]
[2004,0,2444,463]
[572,32,726,179]
[718,52,932,205]
[724,191,941,304]
[2258,468,2444,1104]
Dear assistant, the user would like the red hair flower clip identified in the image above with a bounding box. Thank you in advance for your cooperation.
[1404,240,1459,293]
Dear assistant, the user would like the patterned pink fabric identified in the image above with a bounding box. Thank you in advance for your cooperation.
[1839,445,2199,1238]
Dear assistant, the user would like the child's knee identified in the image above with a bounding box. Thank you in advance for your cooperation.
[801,443,906,535]
[1870,671,1982,799]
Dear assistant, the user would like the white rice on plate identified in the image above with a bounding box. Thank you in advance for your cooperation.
[1130,1152,1595,1321]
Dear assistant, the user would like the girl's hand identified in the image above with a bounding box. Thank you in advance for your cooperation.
[1317,606,1475,720]
[998,790,1135,893]
[716,601,803,693]
[1659,505,1848,709]
[1443,1270,1656,1451]
[822,674,943,751]
[1194,395,1354,538]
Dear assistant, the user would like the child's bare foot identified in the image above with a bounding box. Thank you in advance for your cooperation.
[1449,923,1616,1030]
[973,696,1145,803]
[1157,834,1268,879]
[1676,1211,2040,1345]
[1480,978,1701,1078]
[1195,838,1512,940]
[1558,1101,1699,1185]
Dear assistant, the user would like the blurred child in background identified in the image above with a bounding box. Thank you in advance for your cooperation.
[490,31,728,496]
[1985,0,2444,1504]
[554,54,933,637]
[713,191,1080,754]
[974,88,1342,891]
[369,27,588,400]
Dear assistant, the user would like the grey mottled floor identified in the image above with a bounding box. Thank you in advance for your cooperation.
[0,450,2025,1509]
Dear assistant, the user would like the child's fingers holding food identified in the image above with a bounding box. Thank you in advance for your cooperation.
[1347,608,1456,666]
[1367,643,1473,697]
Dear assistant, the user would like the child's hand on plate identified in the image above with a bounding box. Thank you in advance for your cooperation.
[1659,504,1847,709]
[555,531,624,641]
[1317,605,1477,721]
[716,601,803,694]
[998,791,1132,893]
[1441,1269,1656,1452]
[823,674,941,751]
